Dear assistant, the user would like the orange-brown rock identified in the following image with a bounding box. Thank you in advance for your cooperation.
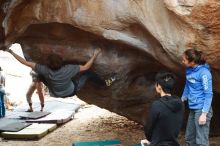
[1,0,220,134]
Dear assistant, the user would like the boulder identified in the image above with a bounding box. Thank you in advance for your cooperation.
[1,0,220,134]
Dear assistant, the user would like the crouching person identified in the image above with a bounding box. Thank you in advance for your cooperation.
[141,72,184,146]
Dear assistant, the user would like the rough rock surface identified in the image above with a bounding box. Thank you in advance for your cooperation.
[1,0,220,134]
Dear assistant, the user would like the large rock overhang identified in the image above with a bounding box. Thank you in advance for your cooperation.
[1,0,220,134]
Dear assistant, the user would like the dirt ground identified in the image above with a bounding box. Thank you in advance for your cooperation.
[0,97,220,146]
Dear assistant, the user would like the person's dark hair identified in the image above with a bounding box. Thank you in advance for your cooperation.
[155,72,176,94]
[184,48,206,65]
[47,54,63,71]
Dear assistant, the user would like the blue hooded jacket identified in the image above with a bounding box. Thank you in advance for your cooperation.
[181,64,213,113]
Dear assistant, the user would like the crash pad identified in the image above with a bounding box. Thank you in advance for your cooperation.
[1,123,57,140]
[0,118,31,132]
[26,110,74,124]
[73,139,122,146]
[14,100,80,113]
[19,111,51,119]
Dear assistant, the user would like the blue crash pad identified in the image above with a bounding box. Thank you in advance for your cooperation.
[73,139,122,146]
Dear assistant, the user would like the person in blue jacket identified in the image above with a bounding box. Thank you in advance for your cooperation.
[181,48,213,146]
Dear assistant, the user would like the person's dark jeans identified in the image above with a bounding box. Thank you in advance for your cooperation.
[73,71,105,92]
[185,108,213,146]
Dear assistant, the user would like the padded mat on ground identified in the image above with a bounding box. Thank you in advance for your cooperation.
[0,118,31,132]
[133,144,142,146]
[6,100,80,124]
[26,110,74,124]
[6,111,50,119]
[13,100,80,113]
[1,123,57,140]
[73,139,122,146]
[19,111,51,119]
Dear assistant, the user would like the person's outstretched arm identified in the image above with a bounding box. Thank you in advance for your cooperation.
[79,48,101,72]
[7,49,36,69]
